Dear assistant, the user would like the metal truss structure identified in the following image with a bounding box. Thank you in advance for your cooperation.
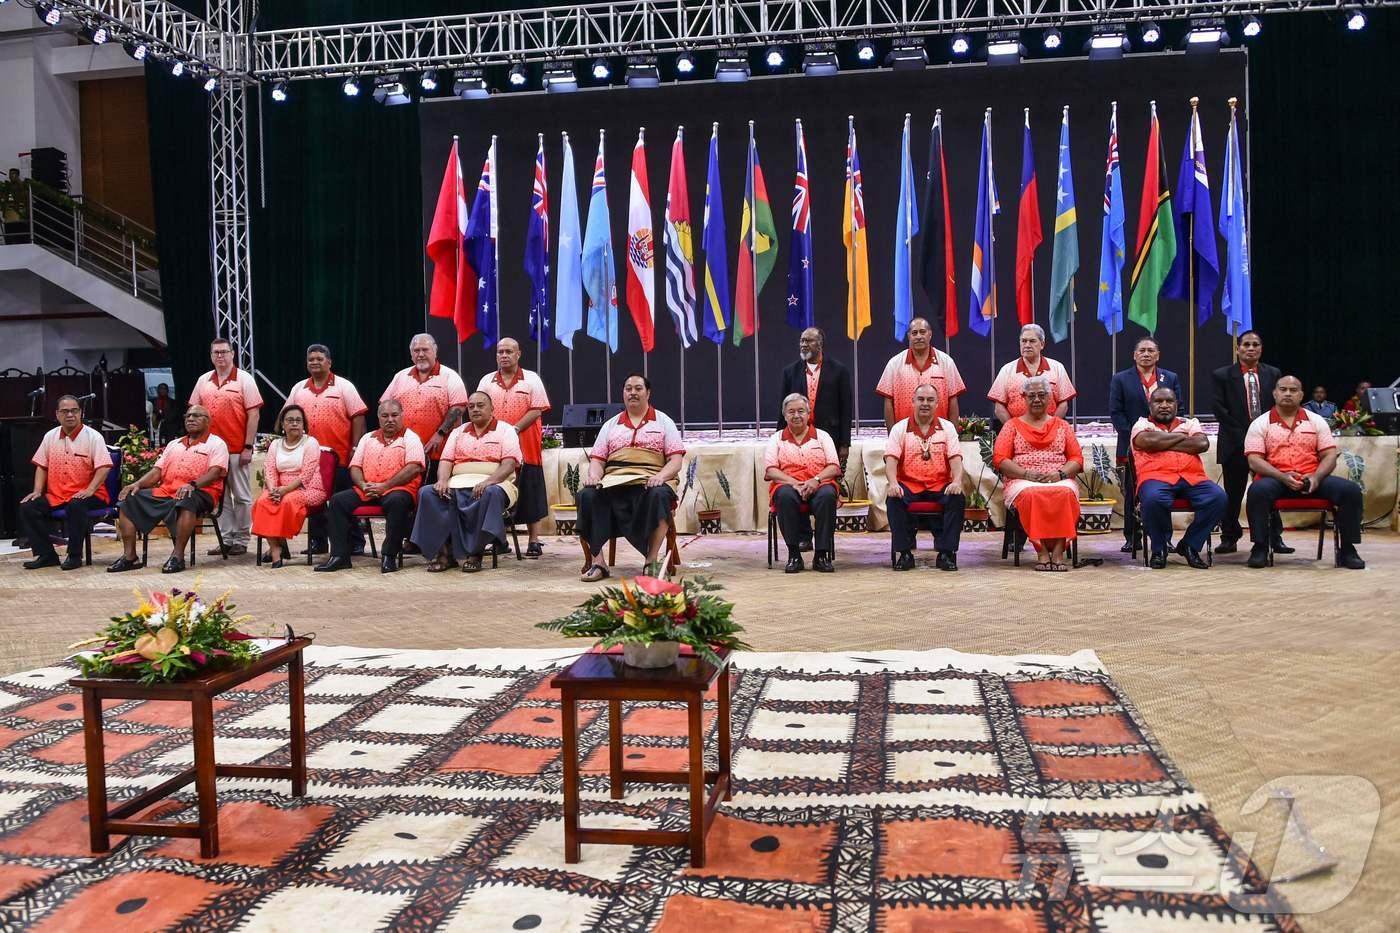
[53,0,231,71]
[207,0,255,371]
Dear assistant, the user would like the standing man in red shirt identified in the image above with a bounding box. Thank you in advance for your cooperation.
[285,343,368,554]
[19,394,112,570]
[477,337,551,558]
[188,337,262,556]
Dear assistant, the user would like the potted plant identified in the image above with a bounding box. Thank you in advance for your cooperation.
[551,460,583,536]
[536,572,750,668]
[681,460,730,534]
[1076,443,1118,534]
[963,431,1001,531]
[836,470,873,532]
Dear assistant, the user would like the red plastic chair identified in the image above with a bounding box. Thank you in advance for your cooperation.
[887,500,943,568]
[1268,497,1337,565]
[1131,497,1215,566]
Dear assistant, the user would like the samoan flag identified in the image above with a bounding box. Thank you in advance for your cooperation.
[1095,107,1126,336]
[786,120,814,330]
[968,111,999,337]
[464,139,499,349]
[524,137,551,350]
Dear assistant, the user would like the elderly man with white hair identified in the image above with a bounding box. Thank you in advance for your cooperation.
[987,323,1076,423]
[380,333,469,466]
[764,393,841,573]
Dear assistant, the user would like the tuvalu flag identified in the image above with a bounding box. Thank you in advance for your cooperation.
[700,125,731,344]
[1127,101,1177,334]
[968,109,1000,338]
[1015,110,1043,326]
[733,126,777,346]
[920,110,957,341]
[582,131,617,351]
[786,119,815,331]
[1048,107,1078,344]
[554,132,584,349]
[625,128,657,352]
[843,117,871,341]
[664,127,699,348]
[425,138,475,343]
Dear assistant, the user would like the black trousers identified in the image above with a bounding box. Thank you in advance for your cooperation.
[1219,450,1251,541]
[886,486,965,553]
[577,484,676,558]
[307,465,364,549]
[327,489,414,559]
[19,496,99,559]
[773,484,837,555]
[1246,475,1362,547]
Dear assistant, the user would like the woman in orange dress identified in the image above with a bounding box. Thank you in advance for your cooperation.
[992,376,1084,571]
[251,405,325,568]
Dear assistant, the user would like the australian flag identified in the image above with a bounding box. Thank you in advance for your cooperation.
[525,137,551,350]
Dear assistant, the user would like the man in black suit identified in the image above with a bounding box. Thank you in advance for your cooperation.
[1108,336,1181,551]
[778,327,853,467]
[1211,329,1288,553]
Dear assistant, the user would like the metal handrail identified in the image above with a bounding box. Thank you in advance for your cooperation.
[0,185,161,305]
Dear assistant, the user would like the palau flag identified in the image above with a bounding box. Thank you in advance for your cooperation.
[664,127,699,348]
[1218,105,1252,334]
[968,109,1000,338]
[893,114,920,342]
[700,126,731,344]
[582,132,618,352]
[524,135,551,351]
[1127,102,1177,335]
[1048,107,1079,344]
[1014,110,1043,327]
[733,128,777,346]
[920,110,957,341]
[464,138,499,349]
[786,119,815,331]
[1162,103,1220,324]
[843,119,871,341]
[554,132,584,350]
[1096,104,1126,337]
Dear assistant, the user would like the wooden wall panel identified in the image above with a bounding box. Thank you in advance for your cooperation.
[79,77,155,229]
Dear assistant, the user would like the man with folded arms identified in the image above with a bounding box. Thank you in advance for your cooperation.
[108,406,228,574]
[317,398,425,574]
[884,384,966,572]
[765,394,841,574]
[1244,376,1366,570]
[20,394,112,570]
[477,337,550,558]
[1131,387,1226,569]
[412,391,521,574]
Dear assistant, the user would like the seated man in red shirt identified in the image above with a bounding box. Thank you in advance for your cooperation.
[1244,376,1365,569]
[20,394,113,570]
[108,406,228,574]
[884,384,966,572]
[764,393,842,574]
[1131,387,1226,569]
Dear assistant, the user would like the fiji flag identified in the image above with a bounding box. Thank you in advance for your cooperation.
[1096,105,1126,336]
[893,113,920,341]
[582,132,618,351]
[969,110,1000,337]
[525,135,551,351]
[1218,106,1251,334]
[701,126,731,344]
[786,119,814,331]
[464,138,499,349]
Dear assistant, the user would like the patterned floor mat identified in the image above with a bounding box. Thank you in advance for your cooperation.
[0,646,1297,931]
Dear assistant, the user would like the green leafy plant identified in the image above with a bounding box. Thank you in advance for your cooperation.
[1340,449,1367,494]
[114,425,161,487]
[536,574,749,666]
[541,428,563,449]
[563,462,581,502]
[956,415,991,442]
[1076,443,1117,500]
[1331,410,1383,437]
[968,432,1001,509]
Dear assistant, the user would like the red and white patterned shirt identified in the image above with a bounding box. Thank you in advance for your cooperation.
[1244,408,1336,476]
[349,429,427,500]
[155,433,230,501]
[286,373,368,465]
[884,417,962,494]
[380,363,469,452]
[875,349,966,422]
[477,369,550,466]
[588,407,686,462]
[987,356,1077,418]
[804,361,822,413]
[443,418,523,467]
[1130,417,1209,488]
[189,368,263,455]
[764,427,839,501]
[32,424,111,506]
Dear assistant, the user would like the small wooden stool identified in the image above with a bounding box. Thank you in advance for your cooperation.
[69,637,312,858]
[551,648,732,867]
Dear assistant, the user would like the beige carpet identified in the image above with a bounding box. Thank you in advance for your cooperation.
[2,527,1396,931]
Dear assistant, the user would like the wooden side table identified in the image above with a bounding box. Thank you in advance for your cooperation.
[551,648,732,868]
[69,637,312,858]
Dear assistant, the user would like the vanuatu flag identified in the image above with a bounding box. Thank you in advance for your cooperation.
[733,129,777,345]
[1127,102,1177,334]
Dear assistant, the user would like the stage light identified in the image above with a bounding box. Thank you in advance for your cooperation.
[950,34,970,57]
[764,45,785,70]
[1140,21,1162,44]
[36,2,62,26]
[1345,7,1367,30]
[202,73,219,93]
[674,50,696,75]
[802,41,838,76]
[1242,15,1262,37]
[169,58,185,77]
[888,38,928,68]
[81,23,109,45]
[341,76,360,97]
[373,75,411,105]
[270,80,288,102]
[508,63,528,87]
[1043,27,1063,50]
[123,38,148,61]
[1186,19,1226,52]
[545,62,578,93]
[625,55,660,88]
[590,58,611,81]
[715,51,749,82]
[1088,27,1128,60]
[987,32,1023,64]
[419,70,439,92]
[453,68,489,99]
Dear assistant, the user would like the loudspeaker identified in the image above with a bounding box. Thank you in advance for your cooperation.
[560,402,624,448]
[1363,387,1400,434]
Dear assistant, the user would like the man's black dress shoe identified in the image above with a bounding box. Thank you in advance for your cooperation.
[315,556,352,572]
[1148,551,1168,569]
[935,551,958,572]
[22,555,60,570]
[784,555,803,574]
[892,551,915,571]
[813,552,834,573]
[60,555,83,571]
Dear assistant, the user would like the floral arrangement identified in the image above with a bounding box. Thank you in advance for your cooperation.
[69,585,261,684]
[1330,410,1383,437]
[541,427,563,449]
[536,574,749,666]
[114,425,161,487]
[956,415,992,442]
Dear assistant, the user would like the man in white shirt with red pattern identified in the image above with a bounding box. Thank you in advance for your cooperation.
[380,333,469,466]
[284,343,368,554]
[477,337,550,558]
[765,394,842,574]
[987,324,1076,423]
[876,317,965,428]
[20,394,112,570]
[188,337,262,556]
[884,384,966,572]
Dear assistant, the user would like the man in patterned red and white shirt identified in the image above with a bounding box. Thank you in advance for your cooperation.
[765,394,842,574]
[477,337,550,558]
[1130,387,1226,570]
[1243,375,1365,570]
[381,333,469,467]
[987,324,1076,423]
[284,343,368,554]
[317,398,425,574]
[884,384,966,572]
[19,394,112,570]
[188,337,262,556]
[108,406,228,574]
[876,317,965,427]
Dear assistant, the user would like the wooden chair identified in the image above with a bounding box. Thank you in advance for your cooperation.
[141,488,226,566]
[579,501,681,576]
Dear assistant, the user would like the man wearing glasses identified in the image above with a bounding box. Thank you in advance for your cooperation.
[19,394,112,570]
[188,337,263,556]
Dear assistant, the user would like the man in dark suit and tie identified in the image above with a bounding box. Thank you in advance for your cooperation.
[777,326,853,479]
[1211,329,1287,553]
[1109,337,1182,551]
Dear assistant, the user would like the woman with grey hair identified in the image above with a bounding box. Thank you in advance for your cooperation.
[987,323,1077,424]
[992,375,1084,571]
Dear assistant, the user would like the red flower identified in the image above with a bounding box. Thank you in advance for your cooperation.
[225,631,254,641]
[684,603,698,620]
[111,653,145,665]
[189,650,208,665]
[633,575,682,596]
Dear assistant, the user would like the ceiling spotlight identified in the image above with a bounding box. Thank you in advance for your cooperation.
[372,74,411,105]
[1043,27,1063,50]
[1140,21,1162,44]
[1186,19,1227,52]
[545,62,579,93]
[270,80,288,102]
[625,55,660,88]
[802,41,839,76]
[123,38,148,61]
[419,70,439,92]
[453,67,489,99]
[341,76,360,97]
[591,57,611,81]
[855,38,877,63]
[508,62,528,87]
[987,32,1024,64]
[1241,15,1262,37]
[202,74,219,93]
[674,50,696,75]
[36,2,62,26]
[82,23,109,45]
[889,38,928,68]
[715,51,750,82]
[169,58,185,77]
[1088,27,1128,59]
[764,45,785,70]
[1345,7,1367,30]
[950,34,971,57]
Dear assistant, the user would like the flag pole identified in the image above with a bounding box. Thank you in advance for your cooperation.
[1109,102,1118,379]
[641,125,649,381]
[537,131,545,376]
[986,107,996,388]
[1025,109,1036,327]
[748,121,761,436]
[600,129,612,403]
[848,115,861,435]
[1188,97,1199,416]
[1069,275,1078,426]
[677,125,686,437]
[1228,96,1240,365]
[714,121,723,435]
[491,135,500,343]
[563,130,575,405]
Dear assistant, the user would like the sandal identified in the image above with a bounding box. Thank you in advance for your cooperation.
[1049,561,1070,572]
[425,557,457,573]
[525,541,544,559]
[1033,561,1053,572]
[580,564,610,583]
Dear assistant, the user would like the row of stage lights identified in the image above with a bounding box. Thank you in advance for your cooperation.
[25,1,225,91]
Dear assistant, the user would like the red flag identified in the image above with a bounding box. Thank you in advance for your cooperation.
[625,130,656,352]
[1015,114,1043,326]
[425,139,476,343]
